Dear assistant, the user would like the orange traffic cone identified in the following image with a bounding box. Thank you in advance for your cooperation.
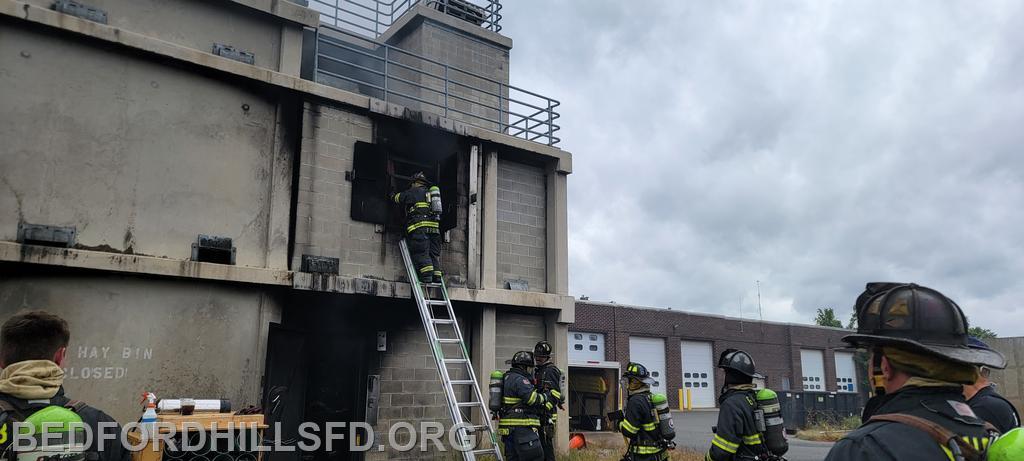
[569,433,586,449]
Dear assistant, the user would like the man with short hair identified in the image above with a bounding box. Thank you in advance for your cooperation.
[0,310,129,461]
[964,337,1020,433]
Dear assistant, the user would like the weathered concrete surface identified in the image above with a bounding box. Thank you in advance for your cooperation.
[0,1,572,171]
[0,21,293,269]
[989,337,1024,414]
[0,271,283,423]
[18,0,316,73]
[292,271,574,311]
[0,242,292,286]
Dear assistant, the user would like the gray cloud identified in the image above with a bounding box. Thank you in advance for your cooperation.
[501,1,1024,335]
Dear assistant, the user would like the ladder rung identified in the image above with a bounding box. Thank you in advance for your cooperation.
[444,358,468,363]
[457,401,481,407]
[426,300,448,306]
[438,338,461,344]
[432,319,455,324]
[472,448,500,454]
[450,380,474,385]
[422,283,442,288]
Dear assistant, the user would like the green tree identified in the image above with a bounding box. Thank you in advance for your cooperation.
[847,310,857,330]
[968,326,997,340]
[814,308,843,328]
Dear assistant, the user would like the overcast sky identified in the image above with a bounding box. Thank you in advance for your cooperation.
[500,1,1024,336]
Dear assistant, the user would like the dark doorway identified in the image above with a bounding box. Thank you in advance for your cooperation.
[264,295,374,461]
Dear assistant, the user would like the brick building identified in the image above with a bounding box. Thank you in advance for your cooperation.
[569,301,862,414]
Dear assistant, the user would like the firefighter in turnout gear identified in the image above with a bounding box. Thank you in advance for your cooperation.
[706,349,780,461]
[392,172,443,283]
[964,337,1020,434]
[500,351,551,461]
[615,362,669,461]
[824,283,1006,461]
[533,340,564,461]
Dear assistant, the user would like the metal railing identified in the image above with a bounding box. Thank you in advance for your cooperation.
[308,0,501,39]
[314,25,561,146]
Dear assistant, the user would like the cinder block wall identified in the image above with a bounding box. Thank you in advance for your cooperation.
[573,302,852,408]
[293,103,470,282]
[385,11,510,130]
[494,312,546,370]
[496,160,547,292]
[368,311,471,460]
[989,337,1024,414]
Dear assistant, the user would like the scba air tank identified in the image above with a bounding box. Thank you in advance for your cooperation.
[488,370,504,412]
[755,389,789,456]
[649,393,676,441]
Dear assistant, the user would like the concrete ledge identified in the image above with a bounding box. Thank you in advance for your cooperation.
[292,272,574,314]
[0,0,571,170]
[230,0,320,28]
[0,242,293,286]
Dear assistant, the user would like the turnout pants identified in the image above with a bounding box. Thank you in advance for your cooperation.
[407,230,441,282]
[502,427,544,461]
[538,424,555,461]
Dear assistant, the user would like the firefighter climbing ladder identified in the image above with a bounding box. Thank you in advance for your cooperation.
[399,239,504,461]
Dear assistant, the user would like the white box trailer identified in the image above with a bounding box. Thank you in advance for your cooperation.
[567,360,620,431]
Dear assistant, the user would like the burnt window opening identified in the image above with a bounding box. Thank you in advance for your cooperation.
[350,141,460,233]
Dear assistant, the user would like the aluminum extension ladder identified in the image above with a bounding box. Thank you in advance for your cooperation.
[399,239,504,461]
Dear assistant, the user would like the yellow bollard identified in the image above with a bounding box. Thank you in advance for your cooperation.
[678,388,684,411]
[686,388,693,411]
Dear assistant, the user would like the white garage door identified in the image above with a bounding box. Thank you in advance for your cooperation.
[680,341,716,408]
[835,351,858,393]
[800,349,825,392]
[629,337,666,396]
[568,331,606,362]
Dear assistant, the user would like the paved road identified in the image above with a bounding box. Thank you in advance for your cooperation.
[672,410,834,461]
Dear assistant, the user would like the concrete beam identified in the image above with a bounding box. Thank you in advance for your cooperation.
[481,150,499,289]
[546,167,569,295]
[467,144,481,289]
[472,305,497,421]
[545,311,570,454]
[291,271,574,311]
[0,242,293,286]
[230,0,320,27]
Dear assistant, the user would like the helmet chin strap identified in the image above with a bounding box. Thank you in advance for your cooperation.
[870,348,887,397]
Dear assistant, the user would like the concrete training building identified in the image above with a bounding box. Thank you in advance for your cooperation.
[0,0,572,459]
[567,301,861,428]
